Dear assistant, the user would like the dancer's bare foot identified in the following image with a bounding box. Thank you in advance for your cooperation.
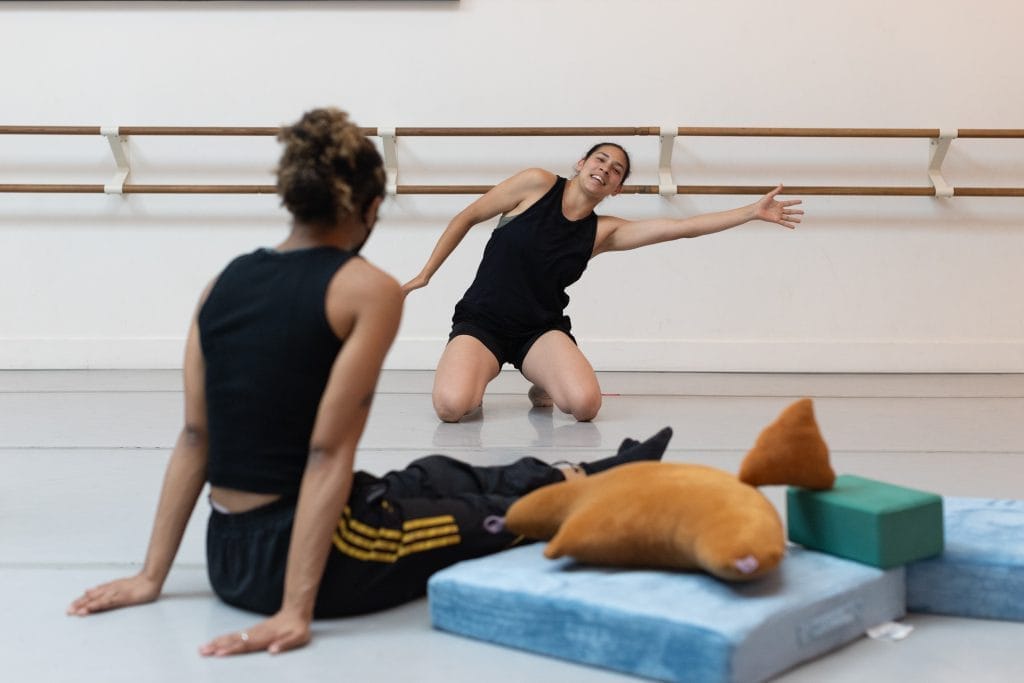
[528,384,553,408]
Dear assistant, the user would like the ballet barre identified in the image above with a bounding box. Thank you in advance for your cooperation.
[1,125,1021,197]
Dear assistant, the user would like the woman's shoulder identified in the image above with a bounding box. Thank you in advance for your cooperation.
[328,258,401,302]
[323,258,402,340]
[509,167,558,191]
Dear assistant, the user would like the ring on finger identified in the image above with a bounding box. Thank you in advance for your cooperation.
[239,631,250,642]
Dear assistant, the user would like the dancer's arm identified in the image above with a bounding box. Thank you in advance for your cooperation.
[67,315,209,616]
[401,168,554,295]
[199,261,402,657]
[592,185,802,256]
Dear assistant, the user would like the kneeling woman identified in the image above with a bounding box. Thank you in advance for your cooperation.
[403,144,803,422]
[67,108,670,656]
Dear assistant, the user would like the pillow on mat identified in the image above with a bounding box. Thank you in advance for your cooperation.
[507,461,784,580]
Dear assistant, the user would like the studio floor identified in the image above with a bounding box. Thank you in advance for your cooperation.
[1,370,1021,683]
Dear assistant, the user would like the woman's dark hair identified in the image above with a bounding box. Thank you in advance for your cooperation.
[277,108,386,227]
[583,142,631,184]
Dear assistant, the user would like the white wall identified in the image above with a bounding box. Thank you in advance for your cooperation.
[1,0,1022,371]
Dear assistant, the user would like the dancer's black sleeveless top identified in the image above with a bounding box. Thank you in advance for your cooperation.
[453,176,598,337]
[198,246,353,494]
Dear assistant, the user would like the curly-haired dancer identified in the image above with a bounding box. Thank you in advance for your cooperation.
[67,108,674,656]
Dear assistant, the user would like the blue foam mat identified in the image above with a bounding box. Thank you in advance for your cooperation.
[429,544,905,683]
[906,497,1024,622]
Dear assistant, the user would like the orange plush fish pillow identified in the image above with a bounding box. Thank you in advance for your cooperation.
[505,399,834,581]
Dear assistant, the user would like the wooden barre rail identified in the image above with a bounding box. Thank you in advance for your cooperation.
[2,125,1024,138]
[3,183,1023,197]
[3,125,1021,197]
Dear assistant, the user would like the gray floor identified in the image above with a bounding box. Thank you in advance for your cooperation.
[1,370,1021,682]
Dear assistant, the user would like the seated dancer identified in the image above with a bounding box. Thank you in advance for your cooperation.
[67,107,674,657]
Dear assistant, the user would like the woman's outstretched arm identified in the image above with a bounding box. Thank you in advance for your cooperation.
[592,184,802,256]
[199,260,403,657]
[67,315,209,616]
[401,168,554,295]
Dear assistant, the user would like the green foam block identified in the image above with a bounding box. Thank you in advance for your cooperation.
[787,474,944,568]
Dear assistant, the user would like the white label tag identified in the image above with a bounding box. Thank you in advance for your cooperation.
[866,621,915,641]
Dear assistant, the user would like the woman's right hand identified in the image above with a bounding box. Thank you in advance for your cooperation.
[67,573,161,616]
[400,274,429,297]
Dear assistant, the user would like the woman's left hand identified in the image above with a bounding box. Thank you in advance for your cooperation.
[199,610,311,657]
[754,184,803,229]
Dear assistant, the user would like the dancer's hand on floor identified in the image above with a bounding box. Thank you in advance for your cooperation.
[67,574,161,615]
[199,610,311,657]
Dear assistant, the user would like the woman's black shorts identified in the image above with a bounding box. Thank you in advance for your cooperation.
[448,320,577,370]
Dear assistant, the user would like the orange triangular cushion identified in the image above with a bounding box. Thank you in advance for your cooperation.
[505,461,785,582]
[738,398,835,490]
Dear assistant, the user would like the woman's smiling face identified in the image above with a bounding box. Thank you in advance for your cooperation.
[575,144,630,197]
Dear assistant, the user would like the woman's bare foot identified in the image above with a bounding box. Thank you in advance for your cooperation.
[528,384,553,408]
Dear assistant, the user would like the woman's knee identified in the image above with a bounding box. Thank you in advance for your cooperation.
[556,386,602,422]
[432,387,478,423]
[432,338,497,422]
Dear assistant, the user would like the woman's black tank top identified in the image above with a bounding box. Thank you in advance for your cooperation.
[198,246,353,494]
[453,176,597,336]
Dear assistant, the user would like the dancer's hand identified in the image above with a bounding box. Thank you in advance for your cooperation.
[199,610,311,657]
[754,184,803,229]
[67,574,161,616]
[401,274,429,297]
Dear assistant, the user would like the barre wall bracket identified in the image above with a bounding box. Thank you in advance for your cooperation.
[379,126,398,196]
[101,126,131,195]
[928,128,957,199]
[658,124,677,197]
